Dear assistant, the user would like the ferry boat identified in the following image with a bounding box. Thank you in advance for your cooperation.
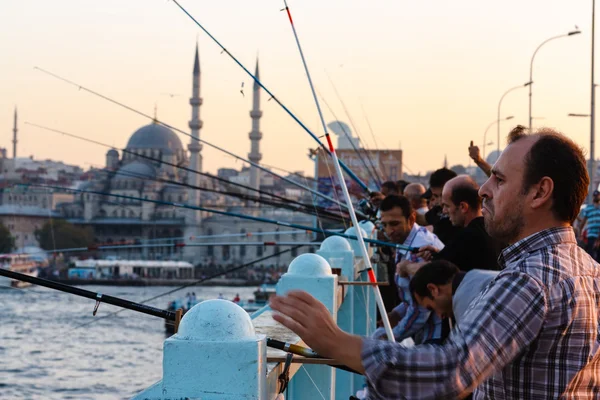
[0,253,40,288]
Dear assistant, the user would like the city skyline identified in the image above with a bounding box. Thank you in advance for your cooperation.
[0,0,596,177]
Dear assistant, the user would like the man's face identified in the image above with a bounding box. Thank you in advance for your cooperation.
[380,206,414,244]
[429,187,443,208]
[414,285,453,319]
[441,187,465,227]
[479,139,532,244]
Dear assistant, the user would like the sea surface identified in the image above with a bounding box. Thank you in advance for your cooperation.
[0,284,257,399]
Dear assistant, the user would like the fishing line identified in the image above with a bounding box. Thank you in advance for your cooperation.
[281,0,395,341]
[169,0,371,194]
[324,71,384,187]
[31,70,355,214]
[26,122,354,219]
[19,182,417,252]
[44,244,306,340]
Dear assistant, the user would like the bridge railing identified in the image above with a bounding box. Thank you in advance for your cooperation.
[132,223,378,400]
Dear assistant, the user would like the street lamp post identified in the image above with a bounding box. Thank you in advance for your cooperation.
[497,84,528,154]
[528,29,581,132]
[591,0,596,202]
[484,116,514,159]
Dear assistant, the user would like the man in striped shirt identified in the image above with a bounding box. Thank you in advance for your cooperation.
[271,126,600,399]
[578,190,600,259]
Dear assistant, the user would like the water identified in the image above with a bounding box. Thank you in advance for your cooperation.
[0,285,257,399]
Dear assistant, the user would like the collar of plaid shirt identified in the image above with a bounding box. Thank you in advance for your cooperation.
[360,226,600,400]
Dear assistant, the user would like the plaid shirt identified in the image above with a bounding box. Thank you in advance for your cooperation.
[361,227,600,399]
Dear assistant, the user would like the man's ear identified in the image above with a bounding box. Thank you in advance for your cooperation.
[427,283,439,297]
[409,210,417,225]
[459,201,469,214]
[530,176,554,210]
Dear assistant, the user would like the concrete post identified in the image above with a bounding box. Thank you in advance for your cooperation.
[131,299,266,400]
[276,253,338,400]
[317,236,356,399]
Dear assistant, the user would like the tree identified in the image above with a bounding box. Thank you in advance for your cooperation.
[0,223,15,253]
[35,219,94,250]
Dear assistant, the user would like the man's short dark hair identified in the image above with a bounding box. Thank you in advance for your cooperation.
[396,180,410,194]
[379,195,413,220]
[381,181,399,195]
[507,126,589,223]
[429,168,457,189]
[409,260,460,299]
[450,180,481,210]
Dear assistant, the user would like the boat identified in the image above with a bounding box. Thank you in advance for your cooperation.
[164,284,277,334]
[0,253,40,288]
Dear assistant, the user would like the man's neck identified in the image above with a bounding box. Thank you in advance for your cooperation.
[509,214,570,244]
[463,211,483,227]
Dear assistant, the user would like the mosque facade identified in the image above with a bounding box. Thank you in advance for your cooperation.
[59,45,314,267]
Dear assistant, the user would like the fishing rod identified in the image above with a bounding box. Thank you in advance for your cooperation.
[281,0,395,341]
[22,183,418,252]
[0,268,359,374]
[360,102,389,181]
[30,73,357,215]
[97,162,347,223]
[169,0,371,195]
[325,72,384,187]
[26,121,355,218]
[51,244,309,338]
[319,93,380,188]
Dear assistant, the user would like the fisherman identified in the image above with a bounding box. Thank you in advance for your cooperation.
[414,175,501,272]
[271,126,600,398]
[409,260,498,327]
[422,168,462,245]
[369,195,445,343]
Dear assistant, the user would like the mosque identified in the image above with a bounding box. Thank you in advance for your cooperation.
[59,45,314,267]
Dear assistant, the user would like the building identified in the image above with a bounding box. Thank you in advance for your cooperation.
[57,44,314,267]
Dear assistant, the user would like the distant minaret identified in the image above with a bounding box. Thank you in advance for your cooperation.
[443,154,448,168]
[12,107,17,159]
[248,58,263,191]
[188,43,203,207]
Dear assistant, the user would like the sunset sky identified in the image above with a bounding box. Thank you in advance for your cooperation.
[0,0,596,177]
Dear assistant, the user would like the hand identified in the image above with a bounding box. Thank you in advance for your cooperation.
[396,259,411,277]
[377,311,401,328]
[399,261,426,277]
[270,291,366,373]
[468,140,482,163]
[416,245,439,261]
[270,291,344,357]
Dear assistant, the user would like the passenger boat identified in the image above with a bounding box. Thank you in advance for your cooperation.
[0,253,40,288]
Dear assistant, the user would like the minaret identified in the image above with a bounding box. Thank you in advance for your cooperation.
[188,43,203,209]
[248,58,263,191]
[12,107,17,159]
[443,154,448,168]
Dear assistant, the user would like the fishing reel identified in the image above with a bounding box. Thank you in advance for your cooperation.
[357,198,378,220]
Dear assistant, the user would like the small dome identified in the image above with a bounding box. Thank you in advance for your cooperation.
[126,123,183,155]
[287,253,332,276]
[319,236,352,252]
[486,150,502,165]
[106,149,119,157]
[177,299,256,341]
[115,161,156,180]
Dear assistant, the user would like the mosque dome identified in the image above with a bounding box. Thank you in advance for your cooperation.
[486,150,501,165]
[126,123,183,155]
[115,161,156,180]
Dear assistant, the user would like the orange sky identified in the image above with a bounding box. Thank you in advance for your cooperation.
[0,0,596,177]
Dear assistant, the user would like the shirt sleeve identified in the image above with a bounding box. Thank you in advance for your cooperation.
[391,303,432,342]
[360,270,547,399]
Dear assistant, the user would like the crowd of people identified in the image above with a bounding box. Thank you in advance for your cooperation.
[270,125,600,399]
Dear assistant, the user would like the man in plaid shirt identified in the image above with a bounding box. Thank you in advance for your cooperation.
[271,126,600,399]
